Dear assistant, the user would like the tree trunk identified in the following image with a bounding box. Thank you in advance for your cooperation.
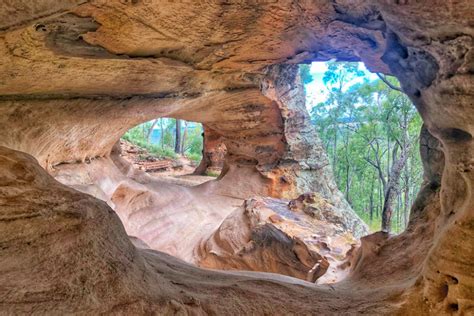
[387,136,391,181]
[381,188,395,232]
[160,119,164,149]
[345,164,351,202]
[344,128,351,203]
[381,142,410,232]
[175,119,182,154]
[369,172,375,221]
[397,192,402,231]
[180,121,188,154]
[146,119,159,143]
[378,176,382,219]
[402,112,410,229]
[333,122,338,170]
[403,162,410,228]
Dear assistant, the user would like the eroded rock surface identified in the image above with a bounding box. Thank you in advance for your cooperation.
[50,147,356,282]
[198,195,357,283]
[50,154,241,263]
[193,126,227,176]
[0,0,473,315]
[0,146,412,314]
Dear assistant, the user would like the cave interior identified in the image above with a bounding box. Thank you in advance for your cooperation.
[0,1,473,315]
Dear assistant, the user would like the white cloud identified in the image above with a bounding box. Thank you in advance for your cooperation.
[310,62,328,75]
[304,62,378,111]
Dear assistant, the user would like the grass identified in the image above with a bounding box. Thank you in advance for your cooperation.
[186,152,202,163]
[205,170,221,177]
[122,132,205,163]
[356,212,406,234]
[122,134,177,159]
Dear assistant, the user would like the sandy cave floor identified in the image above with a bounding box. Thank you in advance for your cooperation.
[150,171,217,188]
[51,155,243,263]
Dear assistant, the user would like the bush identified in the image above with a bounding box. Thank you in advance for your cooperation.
[205,170,220,177]
[122,119,203,162]
[186,152,202,163]
[149,145,177,159]
[122,125,177,160]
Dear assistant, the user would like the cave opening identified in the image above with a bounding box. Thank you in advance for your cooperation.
[78,63,381,285]
[119,117,225,187]
[44,62,420,285]
[300,61,423,234]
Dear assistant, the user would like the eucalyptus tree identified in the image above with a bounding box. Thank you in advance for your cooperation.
[307,62,423,233]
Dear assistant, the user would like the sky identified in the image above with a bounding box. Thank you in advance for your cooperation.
[304,62,379,111]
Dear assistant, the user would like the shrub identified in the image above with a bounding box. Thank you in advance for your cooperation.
[186,152,202,163]
[149,146,177,159]
[205,170,220,177]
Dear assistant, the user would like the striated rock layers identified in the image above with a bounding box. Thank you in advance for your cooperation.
[0,0,473,315]
[198,195,358,284]
[49,143,358,283]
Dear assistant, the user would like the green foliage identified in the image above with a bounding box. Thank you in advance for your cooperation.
[122,118,203,161]
[121,125,145,144]
[206,170,221,177]
[149,145,177,159]
[322,62,364,88]
[299,64,314,85]
[186,152,202,163]
[185,126,203,157]
[304,62,423,233]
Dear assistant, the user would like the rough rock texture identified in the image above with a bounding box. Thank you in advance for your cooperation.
[0,147,411,315]
[198,195,358,283]
[49,146,357,282]
[193,126,226,176]
[0,0,368,232]
[50,152,240,264]
[260,64,368,237]
[0,0,473,315]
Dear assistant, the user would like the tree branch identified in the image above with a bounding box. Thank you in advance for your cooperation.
[376,73,403,92]
[364,157,379,169]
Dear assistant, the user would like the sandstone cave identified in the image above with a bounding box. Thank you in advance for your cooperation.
[0,1,473,315]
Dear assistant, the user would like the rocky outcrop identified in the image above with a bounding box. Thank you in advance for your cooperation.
[193,126,226,176]
[197,196,357,283]
[259,64,368,237]
[49,153,241,264]
[0,146,316,314]
[0,0,473,315]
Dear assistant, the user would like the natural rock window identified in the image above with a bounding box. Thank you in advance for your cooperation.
[301,61,423,233]
[120,118,225,186]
